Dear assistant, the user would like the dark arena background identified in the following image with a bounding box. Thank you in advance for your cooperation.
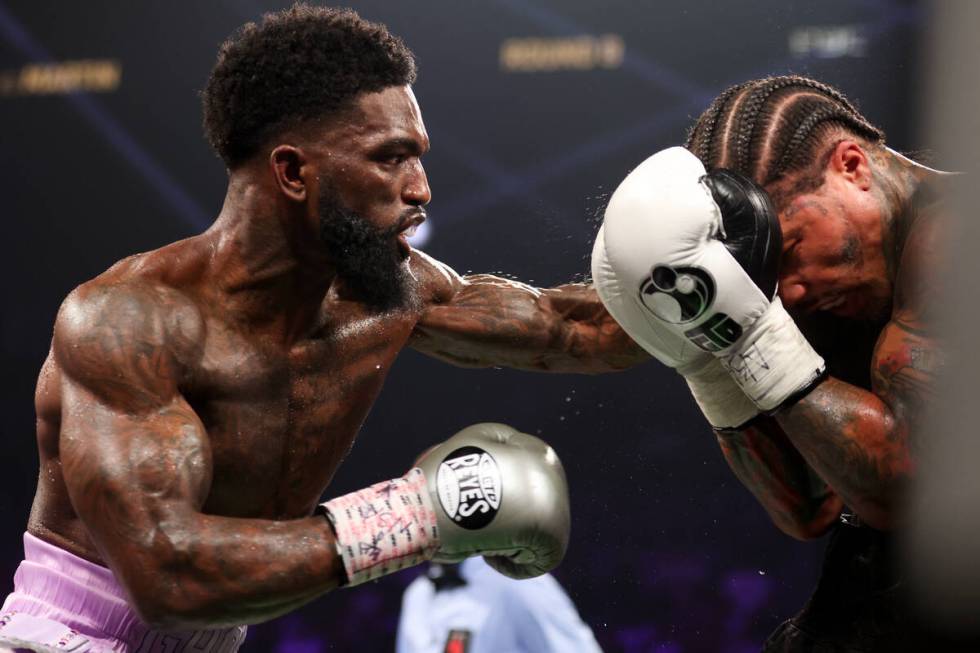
[0,1,942,652]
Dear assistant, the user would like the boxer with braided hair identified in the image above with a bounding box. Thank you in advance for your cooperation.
[594,75,955,650]
[687,75,885,214]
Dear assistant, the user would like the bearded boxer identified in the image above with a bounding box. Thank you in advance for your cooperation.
[0,6,645,652]
[593,76,949,651]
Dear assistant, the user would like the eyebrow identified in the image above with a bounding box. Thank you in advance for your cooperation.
[373,136,429,155]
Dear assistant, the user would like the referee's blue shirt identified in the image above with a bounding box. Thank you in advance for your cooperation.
[396,558,602,653]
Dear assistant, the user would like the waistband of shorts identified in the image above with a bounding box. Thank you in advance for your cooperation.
[20,532,132,602]
[4,532,147,646]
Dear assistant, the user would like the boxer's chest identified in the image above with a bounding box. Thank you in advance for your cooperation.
[185,310,418,519]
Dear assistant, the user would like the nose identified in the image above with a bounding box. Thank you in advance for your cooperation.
[778,277,807,308]
[403,160,431,207]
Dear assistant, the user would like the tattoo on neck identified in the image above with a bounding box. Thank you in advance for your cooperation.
[869,148,922,281]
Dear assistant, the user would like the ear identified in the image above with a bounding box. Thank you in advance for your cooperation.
[270,145,310,203]
[828,140,872,191]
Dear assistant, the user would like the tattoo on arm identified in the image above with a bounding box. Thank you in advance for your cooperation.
[411,259,648,372]
[774,213,943,529]
[54,284,344,628]
[718,417,842,539]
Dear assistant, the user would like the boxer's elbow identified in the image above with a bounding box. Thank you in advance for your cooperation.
[133,593,195,632]
[846,497,902,532]
[844,465,913,531]
[126,563,214,631]
[122,530,233,630]
[771,493,843,541]
[129,570,234,631]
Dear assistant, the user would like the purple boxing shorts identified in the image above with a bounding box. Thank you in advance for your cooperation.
[0,533,246,652]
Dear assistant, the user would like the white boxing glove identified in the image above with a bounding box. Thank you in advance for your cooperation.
[593,222,757,429]
[594,146,825,415]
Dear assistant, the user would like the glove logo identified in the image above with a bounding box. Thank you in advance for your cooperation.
[639,264,744,352]
[436,446,502,530]
[640,264,715,324]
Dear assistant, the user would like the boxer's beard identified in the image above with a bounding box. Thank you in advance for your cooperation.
[318,193,412,312]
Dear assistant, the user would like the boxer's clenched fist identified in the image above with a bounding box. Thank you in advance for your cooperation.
[592,148,754,428]
[321,423,569,586]
[593,147,825,416]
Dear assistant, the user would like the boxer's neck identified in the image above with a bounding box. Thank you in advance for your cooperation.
[206,172,337,339]
[870,147,940,281]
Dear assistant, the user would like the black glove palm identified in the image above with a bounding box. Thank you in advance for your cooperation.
[701,169,783,301]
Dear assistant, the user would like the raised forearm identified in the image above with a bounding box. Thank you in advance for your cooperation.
[119,510,343,629]
[775,377,913,530]
[720,418,841,539]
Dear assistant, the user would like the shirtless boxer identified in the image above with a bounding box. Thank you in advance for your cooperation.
[593,76,948,650]
[0,5,644,652]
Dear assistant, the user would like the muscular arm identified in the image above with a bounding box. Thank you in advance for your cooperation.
[772,215,942,530]
[55,284,345,630]
[774,325,934,530]
[410,252,648,373]
[717,417,843,539]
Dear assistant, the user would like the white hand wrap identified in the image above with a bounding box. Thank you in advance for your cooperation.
[680,356,760,429]
[717,298,825,411]
[321,468,439,587]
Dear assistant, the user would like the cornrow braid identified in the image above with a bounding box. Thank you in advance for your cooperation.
[774,105,855,179]
[685,75,885,211]
[740,76,798,180]
[688,82,746,165]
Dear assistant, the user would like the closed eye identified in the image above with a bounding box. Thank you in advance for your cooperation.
[782,238,801,260]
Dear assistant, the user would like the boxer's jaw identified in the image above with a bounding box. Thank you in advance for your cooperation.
[317,191,415,312]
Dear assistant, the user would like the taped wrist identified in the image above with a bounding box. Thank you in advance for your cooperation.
[718,298,825,411]
[680,356,759,430]
[320,468,440,587]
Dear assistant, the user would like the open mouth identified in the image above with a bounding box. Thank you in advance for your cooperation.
[395,213,426,256]
[400,222,420,240]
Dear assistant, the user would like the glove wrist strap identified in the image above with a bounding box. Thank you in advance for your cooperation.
[320,468,440,587]
[718,298,826,411]
[680,357,760,429]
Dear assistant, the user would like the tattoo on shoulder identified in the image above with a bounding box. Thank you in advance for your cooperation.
[54,283,203,409]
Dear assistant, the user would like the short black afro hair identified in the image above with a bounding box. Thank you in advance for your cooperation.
[202,3,417,168]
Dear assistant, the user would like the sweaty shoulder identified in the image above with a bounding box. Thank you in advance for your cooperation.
[53,275,206,410]
[408,249,463,306]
